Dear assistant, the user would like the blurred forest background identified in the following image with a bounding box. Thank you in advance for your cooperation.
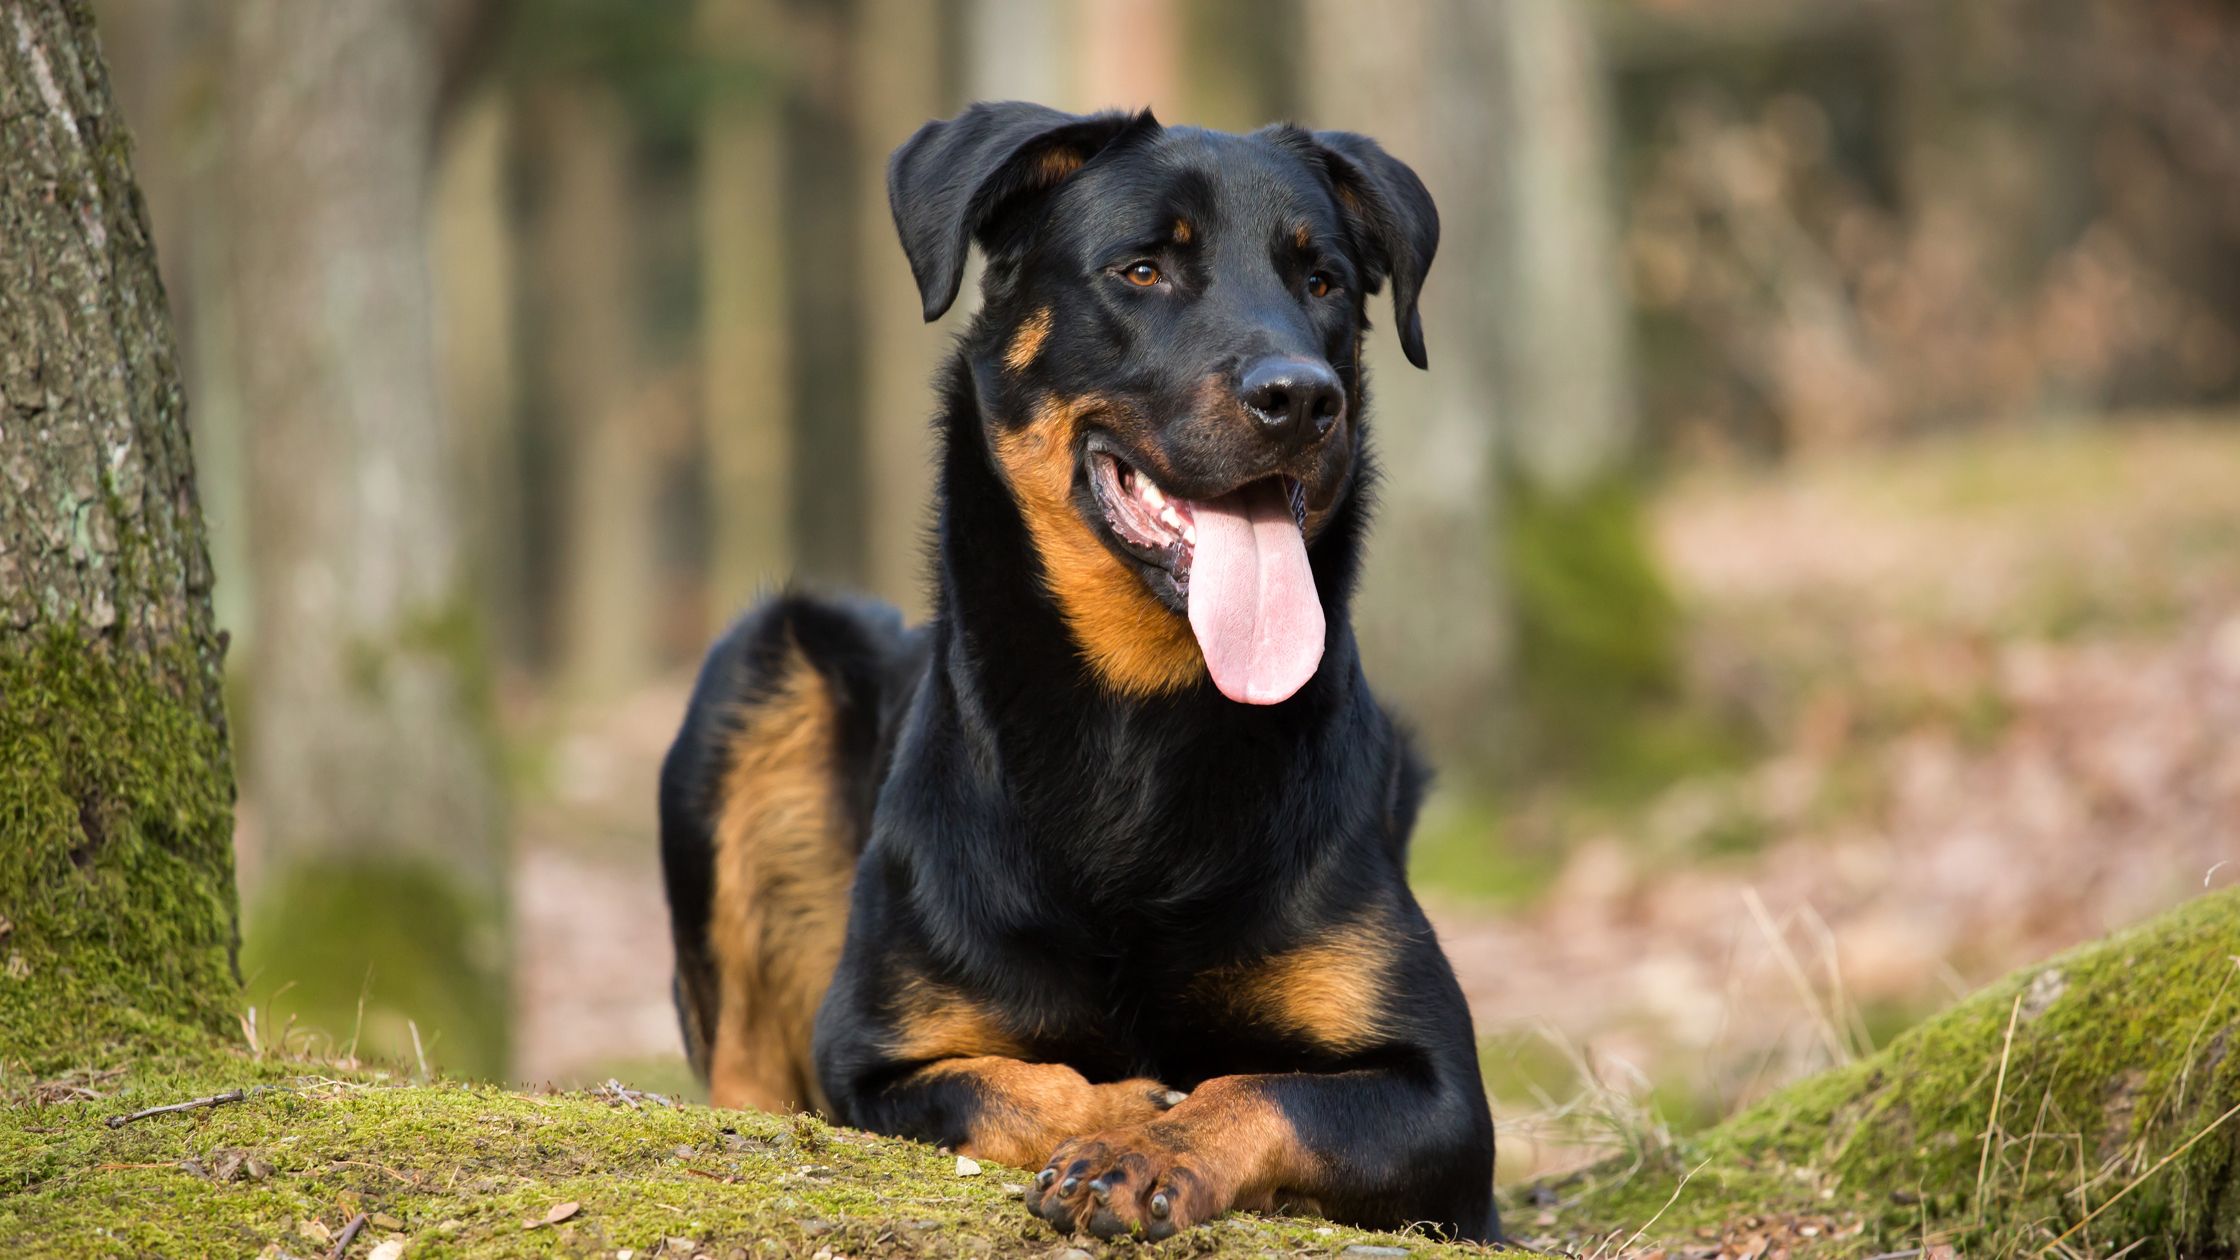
[88,0,2240,1184]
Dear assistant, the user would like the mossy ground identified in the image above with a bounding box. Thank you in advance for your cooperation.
[12,893,2233,1258]
[0,1039,1507,1258]
[1515,887,2240,1256]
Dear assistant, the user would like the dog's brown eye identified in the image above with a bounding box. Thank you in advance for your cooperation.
[1306,271,1333,299]
[1122,262,1161,287]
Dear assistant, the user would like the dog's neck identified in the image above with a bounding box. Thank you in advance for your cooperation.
[927,347,1372,743]
[887,346,1398,927]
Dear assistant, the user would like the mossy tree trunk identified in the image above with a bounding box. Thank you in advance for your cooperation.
[223,0,507,1078]
[0,0,238,1068]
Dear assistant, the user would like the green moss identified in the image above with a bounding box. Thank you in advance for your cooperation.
[0,1051,1510,1258]
[1525,888,2240,1253]
[241,859,509,1082]
[0,632,239,1072]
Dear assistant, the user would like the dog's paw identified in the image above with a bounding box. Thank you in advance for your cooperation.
[1023,1126,1223,1240]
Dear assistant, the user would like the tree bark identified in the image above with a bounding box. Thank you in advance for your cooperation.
[525,85,664,702]
[224,0,506,1077]
[1484,0,1638,496]
[1301,0,1513,774]
[782,0,869,590]
[855,0,948,615]
[698,0,795,618]
[0,0,237,1064]
[431,88,527,675]
[966,0,1072,110]
[1483,1,1678,774]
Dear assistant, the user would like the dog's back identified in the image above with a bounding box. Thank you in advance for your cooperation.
[658,592,922,1111]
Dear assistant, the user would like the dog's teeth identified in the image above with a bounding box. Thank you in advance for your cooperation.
[1140,481,1164,508]
[1183,524,1197,545]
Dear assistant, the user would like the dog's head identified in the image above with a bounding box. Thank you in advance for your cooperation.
[890,103,1437,706]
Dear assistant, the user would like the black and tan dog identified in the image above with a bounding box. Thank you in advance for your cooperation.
[660,102,1496,1242]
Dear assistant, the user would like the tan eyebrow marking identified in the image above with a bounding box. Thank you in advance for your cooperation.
[1172,218,1192,244]
[1293,223,1312,250]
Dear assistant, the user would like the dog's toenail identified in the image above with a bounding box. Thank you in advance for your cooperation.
[1158,1089,1187,1107]
[1089,1177,1110,1202]
[1059,1176,1079,1195]
[1035,1169,1056,1189]
[1150,1192,1170,1218]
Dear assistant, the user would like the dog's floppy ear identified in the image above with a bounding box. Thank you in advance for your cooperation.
[889,101,1154,322]
[1312,131,1440,369]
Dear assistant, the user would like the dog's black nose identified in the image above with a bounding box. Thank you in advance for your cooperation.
[1240,357,1344,450]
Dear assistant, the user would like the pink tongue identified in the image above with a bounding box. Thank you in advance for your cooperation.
[1187,479,1325,705]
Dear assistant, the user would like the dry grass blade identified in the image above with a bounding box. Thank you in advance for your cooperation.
[1592,1156,1711,1260]
[1974,993,2023,1223]
[2035,1095,2240,1255]
[1743,887,1852,1067]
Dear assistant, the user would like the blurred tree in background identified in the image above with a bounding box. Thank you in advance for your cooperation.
[223,0,508,1077]
[80,0,2240,1081]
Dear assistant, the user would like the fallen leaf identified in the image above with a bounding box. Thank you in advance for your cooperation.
[954,1155,981,1176]
[367,1240,405,1260]
[525,1200,581,1230]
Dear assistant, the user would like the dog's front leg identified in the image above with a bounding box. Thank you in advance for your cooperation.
[1023,1067,1494,1242]
[844,1055,1187,1169]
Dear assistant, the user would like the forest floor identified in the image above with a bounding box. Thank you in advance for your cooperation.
[496,419,2240,1217]
[14,418,2239,1259]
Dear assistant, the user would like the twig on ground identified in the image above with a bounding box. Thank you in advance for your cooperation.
[326,1212,368,1260]
[601,1078,674,1109]
[104,1089,250,1129]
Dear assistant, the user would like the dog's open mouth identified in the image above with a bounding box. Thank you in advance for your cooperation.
[1089,449,1324,705]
